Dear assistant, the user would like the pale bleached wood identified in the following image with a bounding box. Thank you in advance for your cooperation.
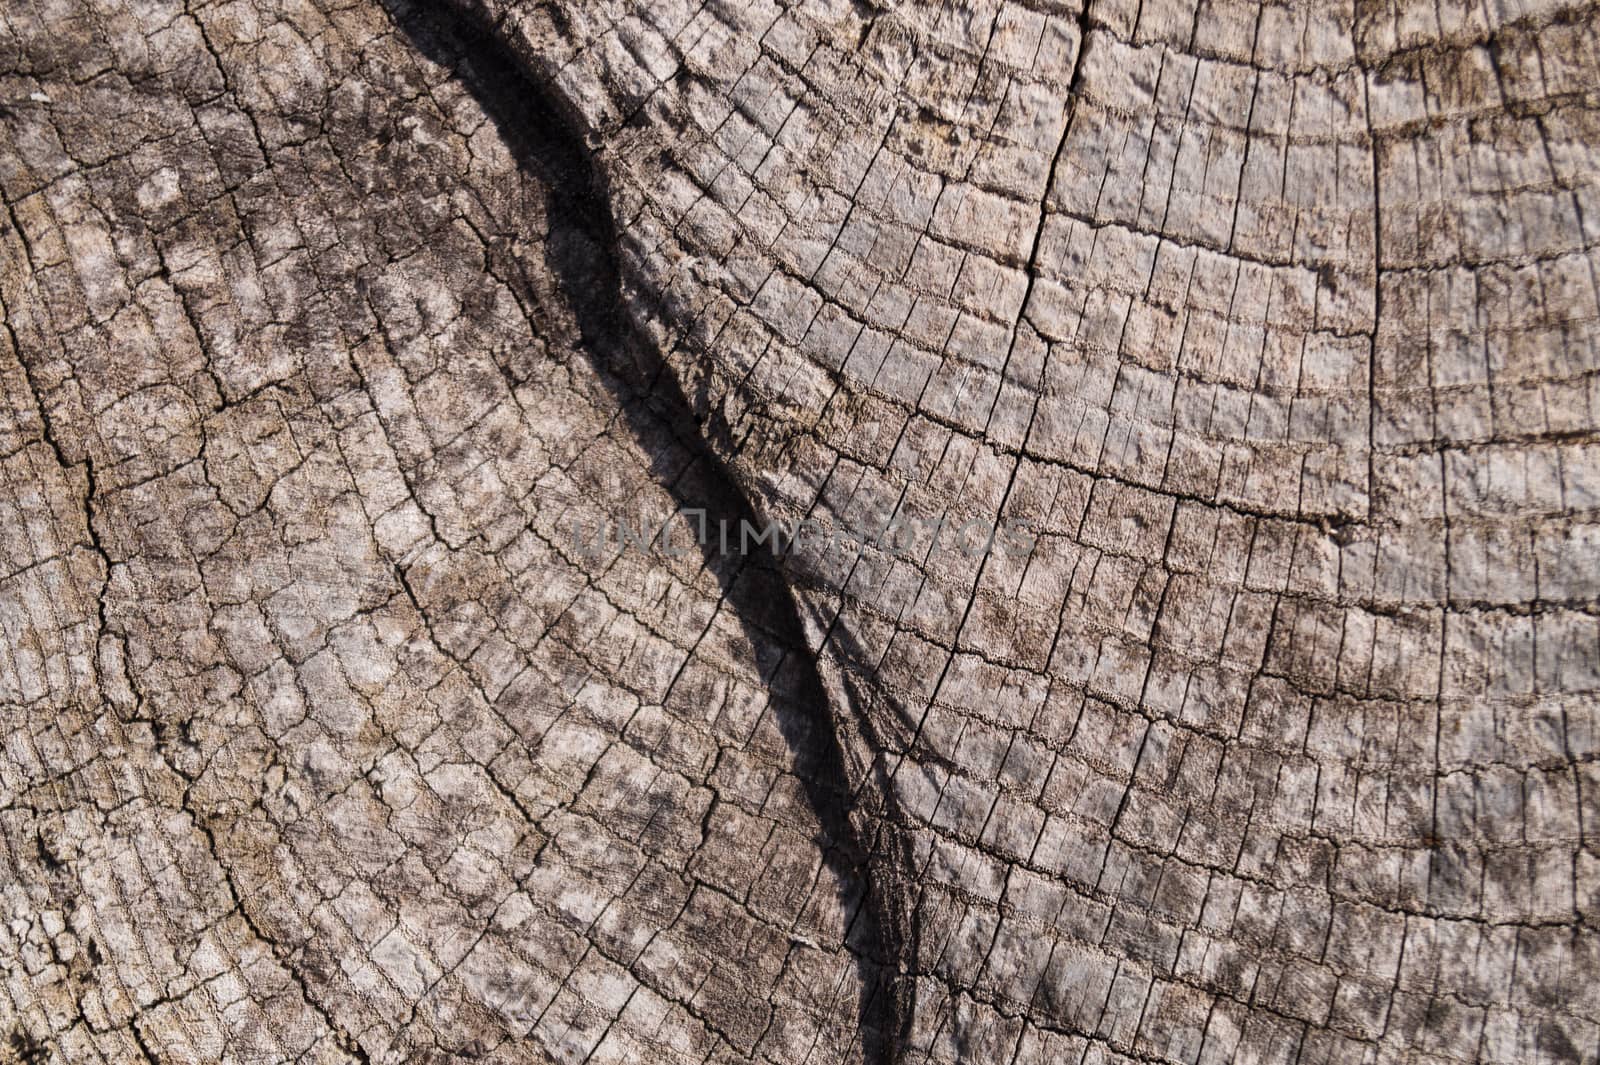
[1,0,1596,1062]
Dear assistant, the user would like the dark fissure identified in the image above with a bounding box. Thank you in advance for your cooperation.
[384,2,915,1060]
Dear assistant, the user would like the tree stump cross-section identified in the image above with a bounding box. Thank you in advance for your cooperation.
[0,0,1597,1062]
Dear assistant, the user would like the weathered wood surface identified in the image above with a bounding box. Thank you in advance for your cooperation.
[1,0,1597,1062]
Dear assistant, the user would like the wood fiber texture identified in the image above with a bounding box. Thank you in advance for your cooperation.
[1,0,1597,1062]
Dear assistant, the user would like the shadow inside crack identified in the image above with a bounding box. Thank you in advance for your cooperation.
[382,2,914,1060]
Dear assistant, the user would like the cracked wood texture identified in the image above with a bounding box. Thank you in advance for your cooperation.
[1,0,1598,1062]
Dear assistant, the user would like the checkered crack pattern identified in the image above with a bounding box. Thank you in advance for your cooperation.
[1,0,1597,1062]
